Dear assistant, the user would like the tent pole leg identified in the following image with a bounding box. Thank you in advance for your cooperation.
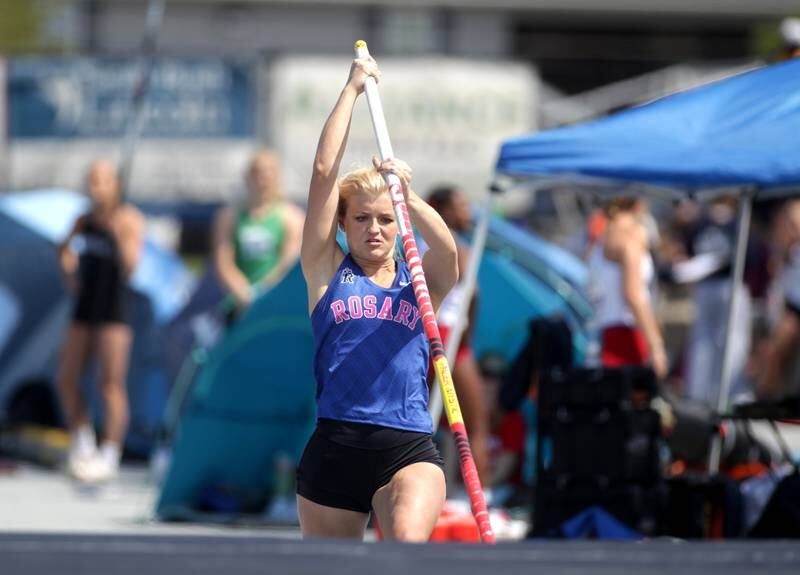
[708,188,754,473]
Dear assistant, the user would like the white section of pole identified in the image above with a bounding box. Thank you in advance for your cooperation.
[354,43,395,163]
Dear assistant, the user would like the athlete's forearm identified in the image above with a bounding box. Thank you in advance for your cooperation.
[312,85,358,182]
[621,246,666,363]
[407,192,456,258]
[59,245,78,277]
[118,240,141,278]
[58,217,84,276]
[216,259,252,303]
[627,295,664,354]
[758,314,800,398]
[407,190,458,288]
[113,209,144,278]
[259,256,292,289]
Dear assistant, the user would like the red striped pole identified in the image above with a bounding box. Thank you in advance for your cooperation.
[354,41,494,544]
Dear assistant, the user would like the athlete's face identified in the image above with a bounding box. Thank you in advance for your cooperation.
[343,192,397,262]
[86,161,120,209]
[443,190,472,232]
[247,152,280,205]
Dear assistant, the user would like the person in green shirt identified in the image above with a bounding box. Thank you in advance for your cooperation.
[213,150,304,317]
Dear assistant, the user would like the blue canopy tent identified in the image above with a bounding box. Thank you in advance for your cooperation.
[498,59,800,195]
[495,58,800,470]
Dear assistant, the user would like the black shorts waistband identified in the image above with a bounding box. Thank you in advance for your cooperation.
[317,418,431,450]
[316,418,431,450]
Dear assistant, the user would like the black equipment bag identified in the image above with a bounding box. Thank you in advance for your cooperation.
[748,472,800,538]
[532,365,665,537]
[499,316,573,413]
[665,473,743,538]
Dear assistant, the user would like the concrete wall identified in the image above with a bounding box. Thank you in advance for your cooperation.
[90,2,514,60]
[449,11,510,58]
[95,3,370,59]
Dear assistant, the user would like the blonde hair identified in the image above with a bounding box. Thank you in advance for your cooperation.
[603,197,639,218]
[337,167,387,221]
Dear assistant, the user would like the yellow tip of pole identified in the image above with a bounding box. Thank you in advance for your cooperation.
[354,40,367,49]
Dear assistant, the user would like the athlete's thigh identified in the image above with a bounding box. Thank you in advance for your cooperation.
[297,494,369,539]
[60,323,94,377]
[96,323,132,387]
[371,462,445,542]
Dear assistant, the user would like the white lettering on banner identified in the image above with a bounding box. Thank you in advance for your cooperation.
[13,58,242,137]
[7,57,252,200]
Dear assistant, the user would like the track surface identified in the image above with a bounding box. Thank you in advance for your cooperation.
[2,533,799,575]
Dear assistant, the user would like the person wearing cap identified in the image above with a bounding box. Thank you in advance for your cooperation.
[780,17,800,60]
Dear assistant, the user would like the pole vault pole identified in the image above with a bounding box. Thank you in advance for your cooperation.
[119,0,165,200]
[353,41,494,544]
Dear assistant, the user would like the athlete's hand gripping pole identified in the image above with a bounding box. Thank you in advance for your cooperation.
[353,40,494,544]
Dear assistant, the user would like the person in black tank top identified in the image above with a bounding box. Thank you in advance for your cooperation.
[73,217,128,325]
[57,160,144,484]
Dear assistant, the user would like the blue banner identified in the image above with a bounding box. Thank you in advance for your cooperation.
[8,57,255,139]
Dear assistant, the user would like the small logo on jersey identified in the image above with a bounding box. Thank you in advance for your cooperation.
[399,280,410,286]
[341,268,355,284]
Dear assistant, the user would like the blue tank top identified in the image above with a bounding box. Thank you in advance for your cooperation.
[311,254,432,433]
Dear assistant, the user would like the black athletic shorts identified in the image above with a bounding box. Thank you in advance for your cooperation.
[296,418,443,514]
[73,284,131,326]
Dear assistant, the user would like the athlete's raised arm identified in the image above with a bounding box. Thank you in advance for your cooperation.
[301,57,381,290]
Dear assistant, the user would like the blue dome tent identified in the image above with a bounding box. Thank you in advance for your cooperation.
[156,263,317,519]
[473,216,590,364]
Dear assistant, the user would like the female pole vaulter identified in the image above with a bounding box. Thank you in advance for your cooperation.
[297,53,458,541]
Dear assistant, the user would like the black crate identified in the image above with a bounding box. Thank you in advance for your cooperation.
[532,366,666,537]
[548,408,662,486]
[541,366,658,413]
